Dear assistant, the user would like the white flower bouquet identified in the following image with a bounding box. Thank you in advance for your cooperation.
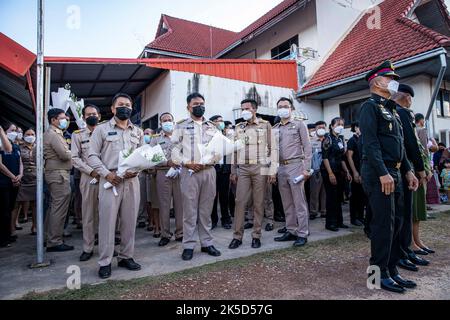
[69,99,86,129]
[50,86,71,112]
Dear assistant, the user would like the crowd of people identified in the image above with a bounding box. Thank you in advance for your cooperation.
[0,62,449,288]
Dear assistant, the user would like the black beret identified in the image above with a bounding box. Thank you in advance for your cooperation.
[398,84,415,97]
[365,60,400,82]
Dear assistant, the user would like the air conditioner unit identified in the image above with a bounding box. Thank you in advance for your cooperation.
[290,44,319,61]
[439,129,450,146]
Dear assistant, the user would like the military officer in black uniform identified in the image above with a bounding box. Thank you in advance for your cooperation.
[359,61,419,293]
[393,84,430,270]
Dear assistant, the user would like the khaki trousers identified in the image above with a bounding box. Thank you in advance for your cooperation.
[309,170,326,215]
[80,173,99,253]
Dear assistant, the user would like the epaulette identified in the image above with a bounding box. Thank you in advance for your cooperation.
[73,128,85,134]
[177,118,187,124]
[151,133,161,138]
[273,122,280,128]
[293,116,304,121]
[259,118,268,123]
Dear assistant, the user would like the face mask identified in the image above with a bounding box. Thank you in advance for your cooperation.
[310,131,317,138]
[17,133,23,140]
[316,128,326,137]
[191,105,205,118]
[7,132,18,142]
[144,135,151,144]
[227,129,235,137]
[277,108,291,119]
[115,107,132,120]
[85,116,99,126]
[241,110,253,121]
[162,122,174,133]
[58,119,69,130]
[24,136,36,144]
[387,80,399,96]
[218,122,225,131]
[334,125,344,135]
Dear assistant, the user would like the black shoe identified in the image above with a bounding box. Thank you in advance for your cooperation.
[380,278,406,293]
[201,246,221,257]
[251,238,261,249]
[244,222,253,229]
[158,237,170,247]
[211,223,217,230]
[265,223,274,231]
[222,223,232,230]
[397,259,418,272]
[419,246,435,254]
[228,239,242,249]
[0,242,11,248]
[137,221,146,228]
[309,214,317,220]
[46,243,74,252]
[9,235,18,242]
[351,219,364,227]
[392,275,417,289]
[274,232,298,242]
[114,237,121,245]
[153,233,161,238]
[413,249,428,255]
[170,208,175,219]
[293,237,307,247]
[339,224,349,229]
[98,264,111,279]
[118,258,141,271]
[79,251,93,262]
[182,249,194,261]
[147,225,154,232]
[326,225,339,232]
[408,253,430,266]
[175,237,183,242]
[15,225,23,231]
[278,227,287,234]
[274,215,285,222]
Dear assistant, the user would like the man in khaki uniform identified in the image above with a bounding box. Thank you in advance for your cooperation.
[309,121,327,219]
[245,184,274,231]
[273,97,312,247]
[171,93,222,261]
[44,108,74,252]
[88,93,143,279]
[229,99,277,250]
[150,112,183,246]
[71,104,101,261]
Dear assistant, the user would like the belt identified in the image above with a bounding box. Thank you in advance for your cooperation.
[384,161,401,169]
[280,157,304,166]
[242,160,268,165]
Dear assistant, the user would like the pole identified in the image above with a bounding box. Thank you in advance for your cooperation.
[31,0,50,268]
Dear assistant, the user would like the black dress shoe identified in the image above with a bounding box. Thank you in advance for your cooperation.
[392,275,417,289]
[222,223,232,230]
[79,251,93,262]
[326,225,339,232]
[175,237,183,242]
[158,237,170,247]
[265,223,274,231]
[137,221,146,228]
[201,246,221,257]
[228,239,242,249]
[182,249,194,261]
[309,214,317,220]
[397,259,418,272]
[351,219,364,227]
[251,238,261,249]
[408,253,430,266]
[98,264,111,279]
[118,258,141,271]
[413,249,428,255]
[278,227,287,234]
[244,222,253,229]
[274,215,285,222]
[46,243,74,252]
[380,278,406,293]
[338,224,349,229]
[274,232,298,242]
[293,237,307,247]
[419,246,435,254]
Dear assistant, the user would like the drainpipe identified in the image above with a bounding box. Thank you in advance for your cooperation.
[425,52,447,138]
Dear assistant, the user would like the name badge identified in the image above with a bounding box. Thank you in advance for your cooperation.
[108,132,118,136]
[81,140,90,144]
[338,142,344,150]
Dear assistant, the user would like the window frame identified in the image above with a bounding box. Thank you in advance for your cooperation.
[271,35,299,60]
[339,98,368,128]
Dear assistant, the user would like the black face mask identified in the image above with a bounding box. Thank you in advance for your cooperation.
[115,107,132,120]
[85,116,99,126]
[192,105,205,118]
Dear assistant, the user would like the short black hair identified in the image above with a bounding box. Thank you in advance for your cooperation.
[307,124,315,130]
[351,121,359,132]
[398,84,415,97]
[415,113,425,123]
[159,112,174,122]
[187,93,205,104]
[209,115,223,122]
[224,120,232,127]
[47,108,66,123]
[277,97,293,107]
[438,142,446,148]
[112,93,133,106]
[315,120,326,127]
[82,104,100,117]
[240,99,258,109]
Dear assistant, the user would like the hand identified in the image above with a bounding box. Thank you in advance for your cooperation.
[185,163,204,173]
[302,170,311,180]
[230,174,238,184]
[346,171,353,183]
[353,173,361,184]
[123,171,139,179]
[406,171,419,192]
[106,172,122,186]
[268,175,277,185]
[426,172,432,182]
[329,173,337,185]
[379,174,395,195]
[90,171,100,179]
[417,171,427,186]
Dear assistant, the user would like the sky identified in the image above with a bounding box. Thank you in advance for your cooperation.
[1,0,450,58]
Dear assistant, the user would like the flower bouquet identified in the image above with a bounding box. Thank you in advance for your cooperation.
[68,98,86,129]
[50,85,71,112]
[104,144,167,196]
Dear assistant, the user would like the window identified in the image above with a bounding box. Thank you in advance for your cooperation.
[271,35,298,60]
[436,89,450,118]
[339,98,368,127]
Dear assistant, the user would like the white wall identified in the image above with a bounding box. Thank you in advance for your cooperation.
[141,71,172,122]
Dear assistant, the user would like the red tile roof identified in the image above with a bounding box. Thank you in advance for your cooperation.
[302,0,450,93]
[146,0,302,57]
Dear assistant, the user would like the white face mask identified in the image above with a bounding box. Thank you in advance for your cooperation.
[241,110,253,121]
[387,80,399,96]
[7,132,18,142]
[316,128,327,137]
[333,125,344,135]
[24,136,36,144]
[226,129,235,137]
[277,108,291,119]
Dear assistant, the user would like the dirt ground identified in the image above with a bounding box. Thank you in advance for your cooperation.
[24,211,450,300]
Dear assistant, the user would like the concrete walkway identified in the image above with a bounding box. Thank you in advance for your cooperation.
[1,203,449,300]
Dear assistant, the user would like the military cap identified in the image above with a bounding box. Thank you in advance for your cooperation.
[398,84,415,97]
[365,60,400,82]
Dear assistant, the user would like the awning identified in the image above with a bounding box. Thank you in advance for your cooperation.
[0,33,36,78]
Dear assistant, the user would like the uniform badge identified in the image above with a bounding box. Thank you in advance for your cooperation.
[389,123,393,131]
[108,132,117,136]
